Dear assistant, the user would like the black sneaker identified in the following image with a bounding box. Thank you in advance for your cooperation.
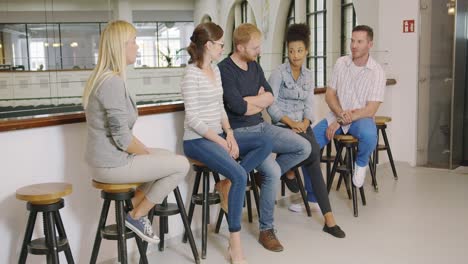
[281,174,300,193]
[323,224,346,238]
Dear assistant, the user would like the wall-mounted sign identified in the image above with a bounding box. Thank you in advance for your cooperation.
[403,20,415,33]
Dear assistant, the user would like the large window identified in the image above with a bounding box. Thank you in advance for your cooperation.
[0,23,104,71]
[341,0,356,55]
[0,21,193,71]
[307,0,327,87]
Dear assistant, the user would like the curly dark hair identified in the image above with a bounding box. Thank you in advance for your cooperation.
[286,23,310,49]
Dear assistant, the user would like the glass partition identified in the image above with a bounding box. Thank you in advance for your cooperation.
[0,0,193,120]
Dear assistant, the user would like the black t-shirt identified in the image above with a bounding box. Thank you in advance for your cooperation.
[218,57,273,129]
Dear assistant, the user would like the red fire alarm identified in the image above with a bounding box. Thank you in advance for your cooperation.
[403,20,415,33]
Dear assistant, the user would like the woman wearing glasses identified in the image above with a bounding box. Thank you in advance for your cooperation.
[181,22,272,264]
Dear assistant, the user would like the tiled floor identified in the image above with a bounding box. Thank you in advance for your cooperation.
[141,162,468,264]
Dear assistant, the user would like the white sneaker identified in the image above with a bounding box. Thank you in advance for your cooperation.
[288,202,321,213]
[352,163,367,188]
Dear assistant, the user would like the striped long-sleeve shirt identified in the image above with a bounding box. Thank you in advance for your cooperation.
[181,64,228,140]
[326,55,386,133]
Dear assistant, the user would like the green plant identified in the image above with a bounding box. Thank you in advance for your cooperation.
[159,47,186,67]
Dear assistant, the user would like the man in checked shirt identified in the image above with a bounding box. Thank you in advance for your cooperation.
[313,25,386,188]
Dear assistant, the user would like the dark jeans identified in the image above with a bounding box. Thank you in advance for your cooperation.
[183,132,273,232]
[296,127,332,215]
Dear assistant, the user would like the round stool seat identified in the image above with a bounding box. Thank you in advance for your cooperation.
[189,158,206,168]
[334,134,358,143]
[16,182,72,205]
[375,116,392,125]
[92,180,141,193]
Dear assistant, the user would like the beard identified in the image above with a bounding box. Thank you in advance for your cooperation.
[240,52,257,62]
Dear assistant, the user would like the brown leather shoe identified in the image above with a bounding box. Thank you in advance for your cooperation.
[215,179,231,212]
[258,229,284,252]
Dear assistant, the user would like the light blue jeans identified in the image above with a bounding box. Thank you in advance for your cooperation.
[313,118,378,167]
[234,122,311,230]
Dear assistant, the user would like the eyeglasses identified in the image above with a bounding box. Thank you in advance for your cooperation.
[211,40,224,48]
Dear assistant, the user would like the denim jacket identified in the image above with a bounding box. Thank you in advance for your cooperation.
[267,61,315,125]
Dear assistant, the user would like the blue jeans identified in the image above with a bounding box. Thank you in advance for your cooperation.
[234,122,311,230]
[183,132,273,232]
[313,118,378,167]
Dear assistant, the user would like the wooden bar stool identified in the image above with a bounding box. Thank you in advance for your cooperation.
[372,116,398,191]
[90,181,148,264]
[328,135,367,217]
[17,182,74,264]
[182,159,222,259]
[140,187,200,264]
[214,170,261,233]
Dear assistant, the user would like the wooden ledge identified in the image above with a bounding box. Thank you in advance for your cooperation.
[0,103,184,132]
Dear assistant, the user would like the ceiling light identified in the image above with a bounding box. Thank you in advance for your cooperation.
[52,43,62,48]
[70,42,78,47]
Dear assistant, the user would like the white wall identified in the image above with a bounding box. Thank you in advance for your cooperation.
[0,112,209,263]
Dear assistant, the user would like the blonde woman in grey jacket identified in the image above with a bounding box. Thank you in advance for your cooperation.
[83,20,189,244]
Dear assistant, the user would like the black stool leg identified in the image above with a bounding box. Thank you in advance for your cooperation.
[369,157,378,192]
[295,168,311,217]
[19,211,37,264]
[360,187,367,206]
[134,198,150,264]
[174,187,201,264]
[183,170,202,243]
[53,211,74,263]
[349,147,358,217]
[159,198,168,252]
[214,210,224,233]
[90,199,111,264]
[281,180,285,196]
[382,128,398,180]
[44,211,59,263]
[249,172,261,218]
[115,200,128,264]
[328,144,343,192]
[326,142,332,180]
[245,189,253,222]
[135,236,149,264]
[201,170,209,259]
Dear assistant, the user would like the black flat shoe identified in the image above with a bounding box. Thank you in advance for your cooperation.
[280,174,300,193]
[323,224,346,238]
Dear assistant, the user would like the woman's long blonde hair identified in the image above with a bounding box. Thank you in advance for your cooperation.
[82,20,137,108]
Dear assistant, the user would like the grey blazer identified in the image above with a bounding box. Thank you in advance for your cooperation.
[85,75,138,168]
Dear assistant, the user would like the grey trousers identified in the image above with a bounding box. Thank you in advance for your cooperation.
[91,148,189,204]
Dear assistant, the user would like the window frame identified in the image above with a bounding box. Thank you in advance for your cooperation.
[306,0,327,87]
[341,0,357,56]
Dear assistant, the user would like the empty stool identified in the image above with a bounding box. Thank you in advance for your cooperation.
[329,135,367,217]
[17,182,74,264]
[214,170,261,233]
[182,159,222,259]
[141,187,200,263]
[280,167,312,217]
[371,116,398,191]
[90,181,148,264]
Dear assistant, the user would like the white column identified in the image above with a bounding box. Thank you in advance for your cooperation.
[112,0,132,22]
